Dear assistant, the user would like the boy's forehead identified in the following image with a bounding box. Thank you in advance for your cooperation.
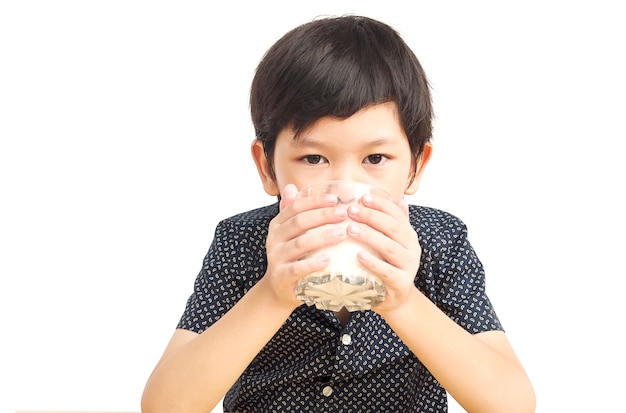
[286,102,403,138]
[296,103,404,137]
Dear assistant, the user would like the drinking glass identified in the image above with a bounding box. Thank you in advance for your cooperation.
[294,180,390,311]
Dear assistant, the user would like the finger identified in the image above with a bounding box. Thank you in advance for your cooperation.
[362,192,408,221]
[278,199,347,241]
[281,221,348,262]
[285,253,331,279]
[354,249,401,284]
[347,221,420,268]
[277,189,341,226]
[348,202,416,250]
[356,247,420,304]
[279,183,299,211]
[397,197,410,217]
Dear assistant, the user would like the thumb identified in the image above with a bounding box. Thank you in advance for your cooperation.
[397,197,410,216]
[279,183,299,210]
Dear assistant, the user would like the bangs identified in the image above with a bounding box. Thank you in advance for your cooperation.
[250,15,432,169]
[286,21,410,136]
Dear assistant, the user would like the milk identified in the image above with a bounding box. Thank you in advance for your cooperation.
[294,180,390,311]
[295,238,386,311]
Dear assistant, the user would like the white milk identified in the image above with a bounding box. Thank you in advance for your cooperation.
[294,180,390,311]
[296,238,386,311]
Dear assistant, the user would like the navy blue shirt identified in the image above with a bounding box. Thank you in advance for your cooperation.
[177,203,503,412]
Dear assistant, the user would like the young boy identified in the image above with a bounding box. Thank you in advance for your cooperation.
[142,15,535,412]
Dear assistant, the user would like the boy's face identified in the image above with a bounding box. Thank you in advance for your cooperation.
[252,102,431,202]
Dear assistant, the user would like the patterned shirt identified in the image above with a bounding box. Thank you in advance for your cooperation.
[177,203,503,412]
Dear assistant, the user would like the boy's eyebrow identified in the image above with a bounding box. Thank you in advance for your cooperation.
[293,135,398,148]
[292,134,323,147]
[292,129,330,147]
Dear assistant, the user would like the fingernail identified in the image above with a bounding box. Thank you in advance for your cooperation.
[357,250,370,262]
[317,254,330,264]
[347,224,360,236]
[335,207,348,218]
[333,227,347,238]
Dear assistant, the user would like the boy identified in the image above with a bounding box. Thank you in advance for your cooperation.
[142,15,535,412]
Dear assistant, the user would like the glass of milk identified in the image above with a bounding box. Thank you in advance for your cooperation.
[294,180,390,312]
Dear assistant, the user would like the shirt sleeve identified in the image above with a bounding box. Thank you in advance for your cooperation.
[413,207,503,334]
[176,217,268,333]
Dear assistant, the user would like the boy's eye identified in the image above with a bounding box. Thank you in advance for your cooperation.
[364,154,385,165]
[303,155,326,165]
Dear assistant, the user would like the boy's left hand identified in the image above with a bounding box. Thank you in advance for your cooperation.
[346,194,421,314]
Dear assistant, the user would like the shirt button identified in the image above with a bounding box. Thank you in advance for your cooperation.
[322,386,333,397]
[341,334,352,345]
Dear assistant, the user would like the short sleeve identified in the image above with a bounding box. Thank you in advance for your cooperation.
[411,206,503,334]
[176,213,270,333]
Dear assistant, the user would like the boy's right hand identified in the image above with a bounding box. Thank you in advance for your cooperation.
[259,183,348,310]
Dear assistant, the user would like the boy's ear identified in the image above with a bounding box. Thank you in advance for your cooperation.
[405,143,433,195]
[251,140,280,196]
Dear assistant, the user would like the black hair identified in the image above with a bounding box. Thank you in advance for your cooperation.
[250,15,433,180]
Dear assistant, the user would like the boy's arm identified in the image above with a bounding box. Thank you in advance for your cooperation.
[379,289,536,413]
[142,185,345,413]
[349,198,535,412]
[141,276,296,413]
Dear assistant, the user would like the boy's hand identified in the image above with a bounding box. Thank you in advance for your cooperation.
[259,184,349,310]
[345,194,422,315]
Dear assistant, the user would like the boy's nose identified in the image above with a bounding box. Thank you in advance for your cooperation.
[330,168,362,184]
[325,180,369,204]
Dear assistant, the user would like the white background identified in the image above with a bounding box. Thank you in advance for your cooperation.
[1,1,624,412]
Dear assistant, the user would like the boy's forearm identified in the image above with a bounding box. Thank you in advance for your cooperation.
[379,288,536,413]
[142,278,296,413]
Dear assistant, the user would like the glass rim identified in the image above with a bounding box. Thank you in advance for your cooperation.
[296,180,391,201]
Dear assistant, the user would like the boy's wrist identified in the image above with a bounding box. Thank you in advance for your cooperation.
[374,287,423,324]
[254,275,302,314]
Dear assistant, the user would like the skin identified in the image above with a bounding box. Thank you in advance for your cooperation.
[141,102,536,413]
